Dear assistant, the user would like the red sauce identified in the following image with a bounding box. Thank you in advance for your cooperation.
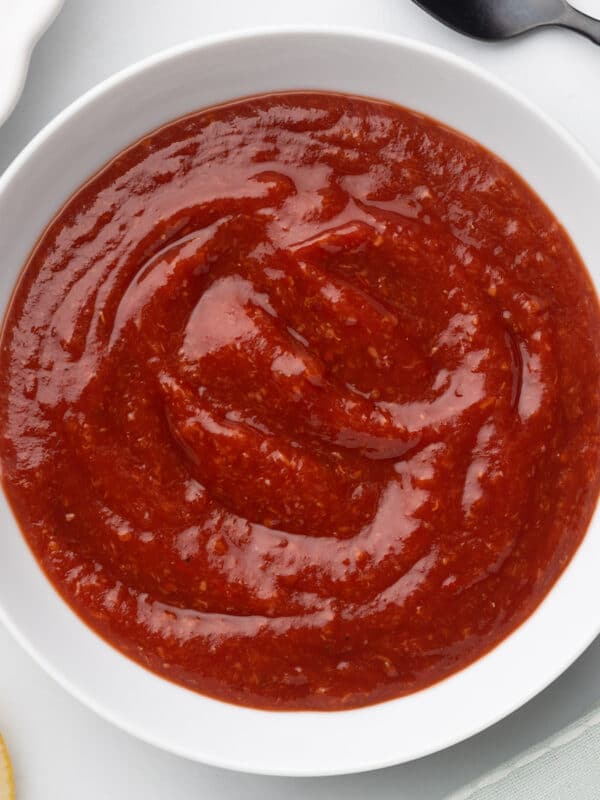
[1,92,600,710]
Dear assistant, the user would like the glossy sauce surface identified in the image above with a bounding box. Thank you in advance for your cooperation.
[1,93,600,710]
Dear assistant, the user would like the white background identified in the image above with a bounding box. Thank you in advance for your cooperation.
[1,1,600,798]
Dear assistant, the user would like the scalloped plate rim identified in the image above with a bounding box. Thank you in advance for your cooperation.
[0,0,65,128]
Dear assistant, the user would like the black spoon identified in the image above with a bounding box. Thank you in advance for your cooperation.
[412,0,600,45]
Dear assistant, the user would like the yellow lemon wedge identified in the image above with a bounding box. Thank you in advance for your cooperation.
[0,734,15,800]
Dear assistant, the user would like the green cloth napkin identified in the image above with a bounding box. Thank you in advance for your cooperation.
[447,704,600,800]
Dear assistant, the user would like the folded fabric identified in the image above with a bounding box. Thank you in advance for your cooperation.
[447,703,600,800]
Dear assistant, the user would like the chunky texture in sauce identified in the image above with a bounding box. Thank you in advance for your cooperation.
[1,93,600,710]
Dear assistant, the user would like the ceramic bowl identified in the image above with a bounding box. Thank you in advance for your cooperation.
[0,28,599,776]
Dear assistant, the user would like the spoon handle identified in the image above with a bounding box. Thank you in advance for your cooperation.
[559,4,600,45]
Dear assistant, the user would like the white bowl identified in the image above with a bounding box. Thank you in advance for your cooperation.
[0,0,64,127]
[0,28,599,777]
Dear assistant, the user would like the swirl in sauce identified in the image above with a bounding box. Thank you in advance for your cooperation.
[1,93,599,709]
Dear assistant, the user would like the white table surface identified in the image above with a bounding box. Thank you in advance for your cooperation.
[1,1,600,798]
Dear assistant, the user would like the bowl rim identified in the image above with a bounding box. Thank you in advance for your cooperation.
[1,25,600,777]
